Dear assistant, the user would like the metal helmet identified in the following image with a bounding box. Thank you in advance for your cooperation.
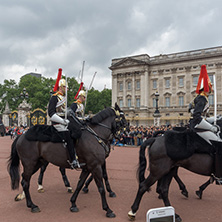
[78,90,86,97]
[58,79,68,88]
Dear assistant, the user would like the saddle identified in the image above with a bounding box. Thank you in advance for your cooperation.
[164,128,214,160]
[25,124,82,143]
[25,125,63,143]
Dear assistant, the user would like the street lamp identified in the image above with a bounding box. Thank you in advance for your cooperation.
[154,91,160,114]
[20,88,29,100]
[153,91,161,126]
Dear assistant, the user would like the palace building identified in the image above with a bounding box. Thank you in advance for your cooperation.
[109,46,222,126]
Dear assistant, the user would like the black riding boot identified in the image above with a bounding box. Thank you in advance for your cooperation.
[63,131,81,170]
[214,142,222,185]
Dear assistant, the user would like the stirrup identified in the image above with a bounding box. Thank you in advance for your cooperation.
[67,160,86,170]
[211,173,222,185]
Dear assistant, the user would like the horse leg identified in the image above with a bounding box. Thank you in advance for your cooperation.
[102,162,116,197]
[22,164,42,212]
[158,172,182,222]
[70,169,90,213]
[59,167,73,193]
[196,176,214,199]
[156,179,163,199]
[91,166,115,218]
[37,162,49,193]
[82,174,93,193]
[173,167,189,198]
[128,174,157,220]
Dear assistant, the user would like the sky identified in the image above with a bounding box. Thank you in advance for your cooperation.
[1,0,222,91]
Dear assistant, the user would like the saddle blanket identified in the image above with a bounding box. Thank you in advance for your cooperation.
[25,125,64,143]
[164,129,214,160]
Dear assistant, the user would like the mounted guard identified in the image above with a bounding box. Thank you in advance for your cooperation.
[71,89,86,118]
[189,64,222,184]
[48,68,81,169]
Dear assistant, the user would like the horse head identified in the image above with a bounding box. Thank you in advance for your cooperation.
[112,103,128,139]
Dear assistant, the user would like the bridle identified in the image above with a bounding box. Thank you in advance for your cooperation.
[68,107,127,156]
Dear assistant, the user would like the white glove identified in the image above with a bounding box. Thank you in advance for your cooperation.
[63,119,70,126]
[51,114,69,125]
[211,125,219,133]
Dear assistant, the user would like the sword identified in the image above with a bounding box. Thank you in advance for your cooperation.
[213,74,217,125]
[65,74,68,120]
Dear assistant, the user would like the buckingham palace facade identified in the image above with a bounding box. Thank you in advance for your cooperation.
[110,46,222,126]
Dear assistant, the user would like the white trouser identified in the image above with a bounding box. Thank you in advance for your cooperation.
[197,131,222,145]
[53,124,68,132]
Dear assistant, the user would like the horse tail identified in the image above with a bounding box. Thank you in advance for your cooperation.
[137,138,155,183]
[7,135,21,190]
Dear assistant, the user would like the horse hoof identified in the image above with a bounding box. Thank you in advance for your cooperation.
[70,206,79,212]
[196,190,202,199]
[82,187,89,193]
[67,187,73,193]
[175,214,182,222]
[38,188,44,193]
[106,211,116,218]
[14,193,25,201]
[31,206,41,213]
[181,190,188,198]
[128,210,136,221]
[109,191,116,198]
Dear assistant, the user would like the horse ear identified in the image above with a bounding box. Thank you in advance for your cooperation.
[115,102,119,110]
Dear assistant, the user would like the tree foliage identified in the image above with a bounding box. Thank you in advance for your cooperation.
[0,75,111,115]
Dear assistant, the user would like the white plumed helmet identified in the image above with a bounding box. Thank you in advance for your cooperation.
[59,79,68,88]
[78,90,86,97]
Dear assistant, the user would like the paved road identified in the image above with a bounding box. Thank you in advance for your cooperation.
[1,136,221,221]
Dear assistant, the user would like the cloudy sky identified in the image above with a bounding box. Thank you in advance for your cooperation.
[1,0,222,91]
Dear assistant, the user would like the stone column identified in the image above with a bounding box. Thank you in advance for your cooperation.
[17,99,32,127]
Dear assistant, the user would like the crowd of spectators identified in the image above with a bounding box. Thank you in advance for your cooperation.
[5,125,29,139]
[112,124,175,147]
[4,124,178,147]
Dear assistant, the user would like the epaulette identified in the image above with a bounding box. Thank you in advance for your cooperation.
[74,99,82,105]
[53,91,63,96]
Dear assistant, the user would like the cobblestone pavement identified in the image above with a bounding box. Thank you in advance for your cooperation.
[1,136,221,222]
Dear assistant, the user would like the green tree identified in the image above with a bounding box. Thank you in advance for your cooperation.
[85,88,112,114]
[0,79,20,111]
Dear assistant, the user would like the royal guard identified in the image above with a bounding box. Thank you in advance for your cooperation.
[48,68,81,169]
[189,64,222,184]
[71,90,86,118]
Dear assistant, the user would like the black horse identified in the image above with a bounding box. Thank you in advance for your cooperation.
[153,130,213,200]
[128,121,222,222]
[8,103,127,217]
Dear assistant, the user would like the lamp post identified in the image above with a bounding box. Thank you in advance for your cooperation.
[153,91,161,126]
[20,88,29,101]
[19,88,30,127]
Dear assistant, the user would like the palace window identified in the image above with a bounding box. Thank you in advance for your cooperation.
[209,74,214,83]
[179,77,184,87]
[193,76,198,86]
[127,98,131,107]
[119,99,123,108]
[119,82,123,91]
[165,97,170,107]
[209,95,214,105]
[153,80,157,89]
[127,82,131,90]
[179,96,184,106]
[136,80,140,89]
[165,79,170,88]
[136,98,140,108]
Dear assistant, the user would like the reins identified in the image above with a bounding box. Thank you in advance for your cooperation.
[69,107,126,156]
